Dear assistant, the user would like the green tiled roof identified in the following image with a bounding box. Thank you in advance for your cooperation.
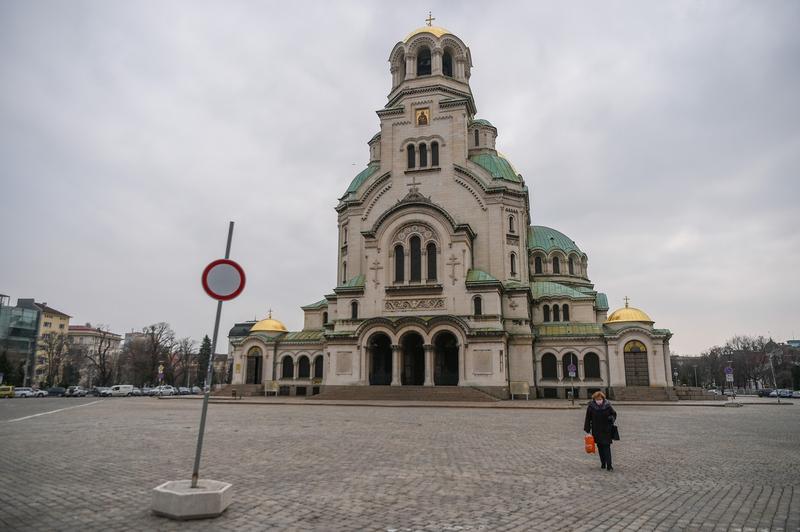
[468,153,522,183]
[339,274,365,289]
[281,330,325,342]
[536,323,605,337]
[531,281,593,300]
[343,163,380,197]
[595,293,609,311]
[466,269,499,283]
[301,298,328,310]
[527,225,583,254]
[469,118,494,128]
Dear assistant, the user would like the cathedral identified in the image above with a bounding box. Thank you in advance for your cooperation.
[227,23,675,400]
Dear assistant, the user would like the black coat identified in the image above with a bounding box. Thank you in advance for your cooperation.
[584,400,617,445]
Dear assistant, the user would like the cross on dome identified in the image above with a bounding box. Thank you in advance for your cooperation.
[426,11,435,26]
[623,296,630,308]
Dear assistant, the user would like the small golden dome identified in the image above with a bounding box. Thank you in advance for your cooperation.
[250,310,288,333]
[605,298,654,324]
[404,26,451,42]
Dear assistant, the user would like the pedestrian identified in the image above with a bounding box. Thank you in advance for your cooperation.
[584,390,617,471]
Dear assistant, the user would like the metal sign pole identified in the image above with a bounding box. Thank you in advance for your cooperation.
[191,221,234,489]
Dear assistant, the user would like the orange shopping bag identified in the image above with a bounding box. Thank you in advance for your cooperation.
[584,434,596,454]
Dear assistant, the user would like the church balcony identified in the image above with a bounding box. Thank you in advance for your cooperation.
[384,283,443,296]
[404,166,441,176]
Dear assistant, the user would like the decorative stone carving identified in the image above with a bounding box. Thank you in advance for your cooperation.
[392,221,438,245]
[384,298,445,311]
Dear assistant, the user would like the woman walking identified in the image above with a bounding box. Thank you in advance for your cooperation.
[584,391,617,471]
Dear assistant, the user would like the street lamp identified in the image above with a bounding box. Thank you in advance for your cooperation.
[768,348,781,404]
[673,368,679,386]
[693,364,698,388]
[722,347,734,398]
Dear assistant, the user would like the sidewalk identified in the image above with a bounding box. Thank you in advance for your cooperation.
[160,395,794,410]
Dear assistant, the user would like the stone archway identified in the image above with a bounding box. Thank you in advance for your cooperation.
[246,347,262,385]
[401,332,425,385]
[433,331,459,386]
[624,340,650,386]
[368,333,392,385]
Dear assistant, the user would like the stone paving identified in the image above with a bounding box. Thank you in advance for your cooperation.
[0,397,798,531]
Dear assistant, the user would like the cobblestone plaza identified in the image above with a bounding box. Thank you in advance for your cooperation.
[1,398,798,531]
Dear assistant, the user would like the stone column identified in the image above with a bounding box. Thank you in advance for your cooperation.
[432,48,443,76]
[423,344,434,386]
[391,345,401,386]
[360,346,367,385]
[293,358,298,380]
[557,358,563,381]
[406,55,416,79]
[578,359,585,381]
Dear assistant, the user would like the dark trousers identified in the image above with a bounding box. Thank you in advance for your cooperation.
[597,443,612,467]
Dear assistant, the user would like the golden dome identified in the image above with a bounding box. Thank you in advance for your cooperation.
[250,310,288,333]
[605,299,654,324]
[404,25,451,42]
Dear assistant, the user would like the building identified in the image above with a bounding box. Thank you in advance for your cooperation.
[30,300,71,385]
[227,22,675,400]
[68,324,123,387]
[0,295,40,385]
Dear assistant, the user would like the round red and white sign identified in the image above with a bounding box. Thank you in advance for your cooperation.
[201,259,246,301]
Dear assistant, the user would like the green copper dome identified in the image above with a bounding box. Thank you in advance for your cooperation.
[528,226,583,254]
[468,153,522,183]
[469,118,495,128]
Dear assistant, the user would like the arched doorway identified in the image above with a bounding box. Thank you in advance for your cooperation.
[401,332,425,385]
[297,356,310,379]
[246,347,262,385]
[624,340,650,386]
[368,333,392,385]
[433,332,459,386]
[313,355,324,380]
[281,356,294,380]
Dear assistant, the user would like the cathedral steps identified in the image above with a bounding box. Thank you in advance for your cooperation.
[611,386,679,402]
[309,385,501,402]
[212,384,263,397]
[673,386,727,401]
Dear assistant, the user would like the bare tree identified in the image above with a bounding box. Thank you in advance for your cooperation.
[171,338,196,388]
[38,332,70,387]
[81,325,118,387]
[142,322,176,384]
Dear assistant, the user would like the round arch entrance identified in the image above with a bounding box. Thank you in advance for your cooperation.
[433,331,459,386]
[401,332,425,385]
[368,333,392,385]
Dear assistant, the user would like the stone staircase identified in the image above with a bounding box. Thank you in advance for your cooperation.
[673,386,726,401]
[309,385,500,402]
[611,386,679,402]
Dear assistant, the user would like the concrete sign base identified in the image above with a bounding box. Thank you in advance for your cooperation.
[151,479,232,520]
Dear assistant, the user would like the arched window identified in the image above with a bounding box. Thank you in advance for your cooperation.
[541,353,557,380]
[624,340,647,354]
[543,305,550,322]
[431,141,439,166]
[426,242,437,281]
[562,353,578,379]
[562,304,570,322]
[584,353,601,379]
[343,227,347,244]
[407,144,415,168]
[419,143,428,167]
[552,257,560,274]
[297,356,310,379]
[508,215,515,233]
[417,47,431,76]
[281,356,294,380]
[313,355,324,379]
[534,256,543,274]
[510,252,517,276]
[473,296,482,316]
[568,257,574,275]
[474,129,479,146]
[342,261,347,283]
[410,236,422,282]
[443,50,453,77]
[553,305,560,322]
[350,301,359,320]
[322,311,328,324]
[394,244,405,283]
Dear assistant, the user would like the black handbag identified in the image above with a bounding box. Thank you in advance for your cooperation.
[611,424,620,441]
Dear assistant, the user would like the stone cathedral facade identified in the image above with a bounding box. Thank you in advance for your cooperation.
[227,24,675,400]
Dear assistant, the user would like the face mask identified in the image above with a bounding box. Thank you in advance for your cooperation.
[595,399,603,405]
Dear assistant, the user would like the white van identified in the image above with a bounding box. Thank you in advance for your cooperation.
[109,384,134,397]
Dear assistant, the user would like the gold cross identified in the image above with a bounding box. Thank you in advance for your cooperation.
[623,296,630,308]
[426,11,435,26]
[268,308,273,318]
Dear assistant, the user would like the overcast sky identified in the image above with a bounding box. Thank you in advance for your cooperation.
[1,1,798,355]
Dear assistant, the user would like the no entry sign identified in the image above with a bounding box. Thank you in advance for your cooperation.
[201,259,246,301]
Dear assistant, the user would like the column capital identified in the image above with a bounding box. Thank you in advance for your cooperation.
[391,344,401,353]
[423,344,434,352]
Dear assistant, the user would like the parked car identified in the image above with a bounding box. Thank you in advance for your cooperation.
[141,387,152,396]
[14,387,35,398]
[47,386,66,397]
[33,389,48,397]
[109,384,135,397]
[778,389,793,398]
[191,386,202,395]
[153,385,176,396]
[792,390,800,398]
[131,387,142,396]
[99,388,113,397]
[757,388,774,397]
[66,386,87,397]
[0,385,14,398]
[178,387,191,395]
[88,387,108,397]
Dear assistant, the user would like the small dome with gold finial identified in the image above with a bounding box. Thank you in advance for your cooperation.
[249,309,288,334]
[605,297,654,324]
[404,11,451,42]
